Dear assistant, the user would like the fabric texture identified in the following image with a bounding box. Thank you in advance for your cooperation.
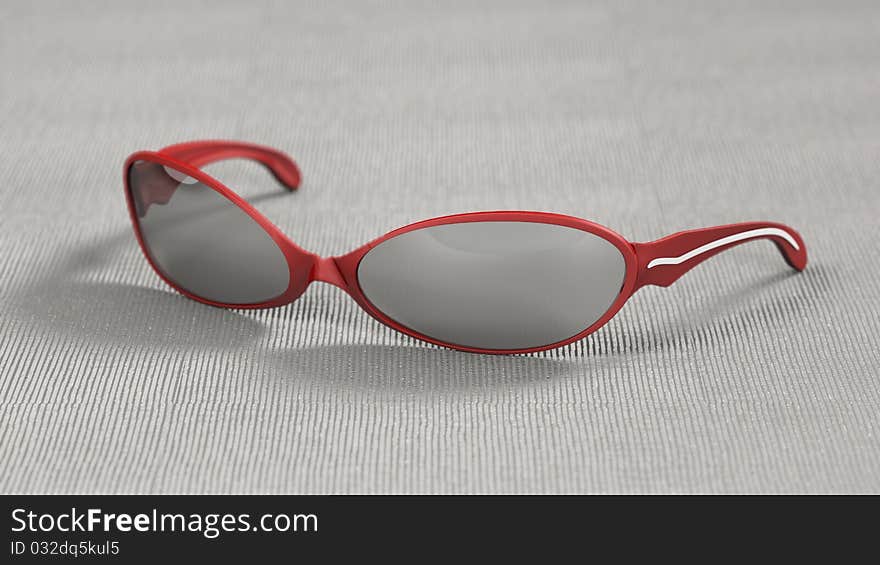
[1,0,878,493]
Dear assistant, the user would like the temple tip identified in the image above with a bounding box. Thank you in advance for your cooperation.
[268,153,302,191]
[776,240,807,272]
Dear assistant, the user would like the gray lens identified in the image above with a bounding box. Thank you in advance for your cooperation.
[128,160,290,305]
[357,221,626,350]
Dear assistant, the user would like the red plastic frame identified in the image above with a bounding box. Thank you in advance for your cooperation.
[124,140,807,354]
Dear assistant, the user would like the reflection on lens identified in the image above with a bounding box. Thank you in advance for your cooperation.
[357,221,626,350]
[128,160,290,305]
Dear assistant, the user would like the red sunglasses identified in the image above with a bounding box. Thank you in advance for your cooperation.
[124,140,807,354]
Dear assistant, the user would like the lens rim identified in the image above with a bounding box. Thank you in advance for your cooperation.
[123,151,317,308]
[334,211,639,354]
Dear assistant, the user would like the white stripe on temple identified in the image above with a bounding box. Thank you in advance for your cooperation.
[646,227,799,270]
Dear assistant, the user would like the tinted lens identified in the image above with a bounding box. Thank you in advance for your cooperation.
[128,160,290,305]
[357,221,626,350]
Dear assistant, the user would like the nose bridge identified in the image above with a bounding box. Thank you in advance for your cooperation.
[311,255,348,290]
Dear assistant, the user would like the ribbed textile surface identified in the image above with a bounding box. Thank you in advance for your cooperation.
[1,0,879,493]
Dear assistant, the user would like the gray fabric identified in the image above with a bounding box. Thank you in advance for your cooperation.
[1,0,878,494]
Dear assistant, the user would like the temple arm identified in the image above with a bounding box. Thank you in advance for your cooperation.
[632,222,807,289]
[158,140,301,191]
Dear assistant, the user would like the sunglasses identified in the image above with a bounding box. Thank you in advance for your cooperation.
[124,140,807,354]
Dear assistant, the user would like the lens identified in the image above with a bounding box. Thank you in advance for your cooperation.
[357,221,626,350]
[128,160,290,305]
